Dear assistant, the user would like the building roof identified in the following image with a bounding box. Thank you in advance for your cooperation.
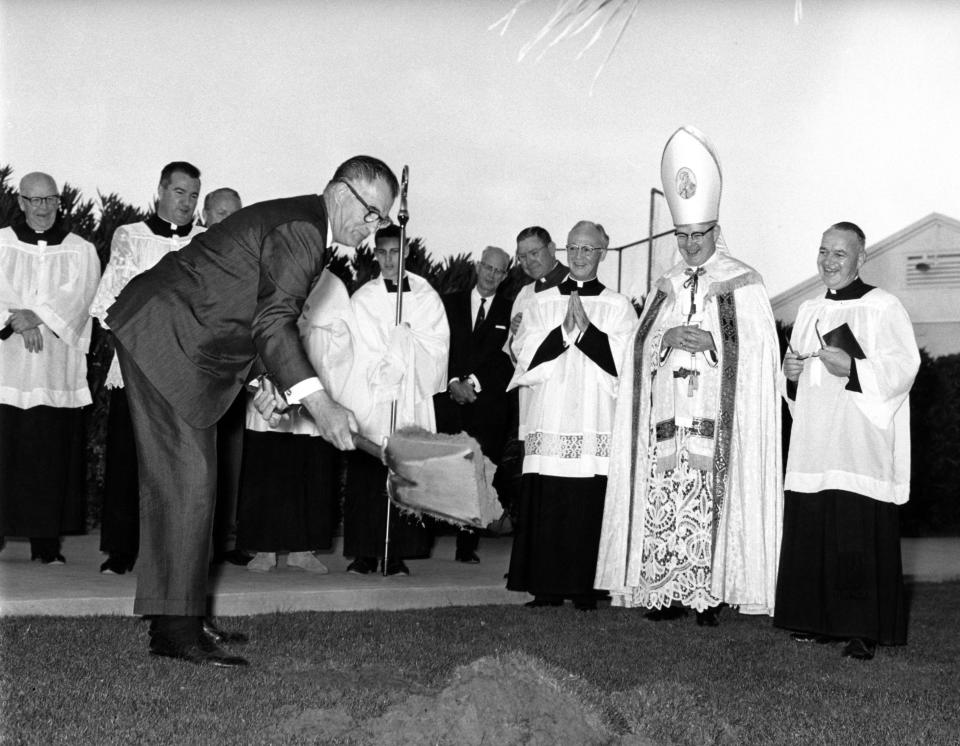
[771,212,960,311]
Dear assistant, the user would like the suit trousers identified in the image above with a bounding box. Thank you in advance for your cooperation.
[116,342,218,616]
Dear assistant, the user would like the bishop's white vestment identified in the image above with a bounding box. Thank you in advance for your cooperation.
[595,233,783,615]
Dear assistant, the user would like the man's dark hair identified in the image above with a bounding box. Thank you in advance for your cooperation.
[516,226,552,245]
[160,161,201,186]
[203,187,241,210]
[332,156,399,200]
[829,221,866,250]
[375,224,402,242]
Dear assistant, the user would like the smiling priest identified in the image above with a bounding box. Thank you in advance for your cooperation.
[774,222,919,661]
[506,220,637,610]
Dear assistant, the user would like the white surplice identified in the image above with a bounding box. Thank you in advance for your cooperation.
[507,280,637,478]
[782,288,918,504]
[89,220,203,388]
[346,273,449,443]
[595,231,783,615]
[0,227,100,408]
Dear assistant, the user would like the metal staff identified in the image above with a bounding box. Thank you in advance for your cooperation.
[383,165,409,574]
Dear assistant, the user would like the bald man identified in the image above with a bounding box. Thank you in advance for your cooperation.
[434,246,515,563]
[0,172,100,563]
[202,188,242,227]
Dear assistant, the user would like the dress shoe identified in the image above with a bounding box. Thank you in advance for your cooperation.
[286,551,329,573]
[202,618,249,646]
[382,559,410,576]
[841,638,876,661]
[790,631,834,644]
[644,606,688,621]
[100,555,135,575]
[455,551,480,564]
[695,607,721,627]
[246,552,276,573]
[573,600,597,612]
[149,634,249,667]
[346,557,378,575]
[524,596,563,608]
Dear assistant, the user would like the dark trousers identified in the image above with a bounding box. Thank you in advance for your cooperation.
[117,343,218,617]
[213,391,246,554]
[99,387,139,561]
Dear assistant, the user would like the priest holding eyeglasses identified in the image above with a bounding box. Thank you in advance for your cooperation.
[596,126,783,625]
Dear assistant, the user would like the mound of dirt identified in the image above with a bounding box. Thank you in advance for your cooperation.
[269,652,658,745]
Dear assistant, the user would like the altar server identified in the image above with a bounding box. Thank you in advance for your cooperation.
[341,225,449,576]
[774,222,919,661]
[0,172,100,563]
[506,220,636,610]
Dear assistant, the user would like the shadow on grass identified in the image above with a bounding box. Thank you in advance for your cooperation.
[2,582,959,745]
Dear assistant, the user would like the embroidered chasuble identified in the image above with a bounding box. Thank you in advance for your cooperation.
[595,231,783,615]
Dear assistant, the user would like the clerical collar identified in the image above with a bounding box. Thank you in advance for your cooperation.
[383,277,412,293]
[534,262,568,286]
[534,262,569,292]
[826,276,874,301]
[146,212,195,238]
[558,276,604,296]
[11,215,68,245]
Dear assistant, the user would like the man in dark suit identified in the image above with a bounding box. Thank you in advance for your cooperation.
[106,156,398,667]
[434,246,514,563]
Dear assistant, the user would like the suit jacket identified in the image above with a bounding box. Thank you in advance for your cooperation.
[107,195,329,429]
[434,287,514,462]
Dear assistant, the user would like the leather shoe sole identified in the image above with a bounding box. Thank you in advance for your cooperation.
[150,636,249,668]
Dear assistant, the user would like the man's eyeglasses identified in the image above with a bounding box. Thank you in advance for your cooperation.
[478,261,507,276]
[675,224,716,246]
[337,179,391,228]
[565,245,602,257]
[21,195,61,208]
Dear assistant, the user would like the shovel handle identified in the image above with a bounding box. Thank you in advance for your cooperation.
[353,433,384,461]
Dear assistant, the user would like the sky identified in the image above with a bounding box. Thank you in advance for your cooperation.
[2,0,959,300]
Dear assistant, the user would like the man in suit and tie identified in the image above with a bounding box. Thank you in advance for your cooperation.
[106,155,399,667]
[435,245,514,563]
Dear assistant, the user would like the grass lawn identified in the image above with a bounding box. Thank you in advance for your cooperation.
[2,582,958,745]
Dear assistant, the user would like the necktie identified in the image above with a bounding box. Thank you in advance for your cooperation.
[474,298,486,333]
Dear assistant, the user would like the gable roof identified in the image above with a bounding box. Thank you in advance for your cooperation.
[771,212,960,310]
